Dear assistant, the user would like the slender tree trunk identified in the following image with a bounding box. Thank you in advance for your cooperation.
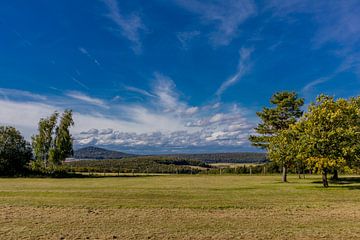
[322,170,329,188]
[282,166,287,182]
[331,169,339,180]
[303,166,305,179]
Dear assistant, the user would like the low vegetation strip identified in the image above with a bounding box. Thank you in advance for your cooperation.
[65,156,209,174]
[0,175,359,239]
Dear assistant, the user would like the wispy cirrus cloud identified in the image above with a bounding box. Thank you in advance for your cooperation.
[301,77,330,94]
[101,0,146,54]
[151,72,200,116]
[71,76,89,90]
[0,88,47,101]
[78,47,101,67]
[216,47,254,97]
[267,0,360,89]
[124,85,156,98]
[176,0,256,46]
[66,91,108,108]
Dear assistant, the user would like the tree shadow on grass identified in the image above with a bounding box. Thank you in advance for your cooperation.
[312,177,360,190]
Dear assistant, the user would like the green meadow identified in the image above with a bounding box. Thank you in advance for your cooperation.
[0,175,359,239]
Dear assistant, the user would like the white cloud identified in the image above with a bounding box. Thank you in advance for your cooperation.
[71,77,89,90]
[78,47,101,67]
[66,91,108,108]
[216,47,253,96]
[0,88,47,101]
[302,77,330,93]
[0,99,188,141]
[101,0,146,54]
[151,73,200,117]
[185,106,198,115]
[152,73,182,112]
[124,85,156,98]
[0,100,56,139]
[176,0,256,46]
[0,81,254,152]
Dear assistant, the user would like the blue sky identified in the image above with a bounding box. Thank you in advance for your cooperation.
[0,0,359,153]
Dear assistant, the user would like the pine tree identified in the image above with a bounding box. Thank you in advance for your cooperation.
[249,91,304,182]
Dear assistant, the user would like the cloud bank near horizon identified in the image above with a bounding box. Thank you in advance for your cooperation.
[0,74,255,153]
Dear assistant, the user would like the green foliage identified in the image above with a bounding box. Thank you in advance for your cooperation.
[249,91,304,148]
[32,110,74,170]
[265,95,360,186]
[64,155,279,175]
[50,110,75,165]
[295,95,360,180]
[163,152,268,164]
[0,126,32,175]
[65,156,209,174]
[32,112,58,168]
[268,129,300,168]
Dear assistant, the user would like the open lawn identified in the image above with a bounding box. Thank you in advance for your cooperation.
[0,175,359,239]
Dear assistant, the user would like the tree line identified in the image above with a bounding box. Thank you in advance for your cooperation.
[250,92,360,187]
[0,110,74,176]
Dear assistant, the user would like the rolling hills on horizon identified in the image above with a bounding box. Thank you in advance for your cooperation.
[73,146,268,163]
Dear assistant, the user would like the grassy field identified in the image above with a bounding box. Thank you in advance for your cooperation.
[0,175,359,239]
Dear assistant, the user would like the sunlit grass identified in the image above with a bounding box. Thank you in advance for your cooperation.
[0,175,359,239]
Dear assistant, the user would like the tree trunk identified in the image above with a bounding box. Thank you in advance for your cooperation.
[331,169,339,180]
[322,171,329,188]
[282,166,287,182]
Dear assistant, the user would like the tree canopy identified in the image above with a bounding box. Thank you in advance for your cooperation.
[294,95,360,187]
[32,110,74,170]
[249,91,304,149]
[0,126,32,175]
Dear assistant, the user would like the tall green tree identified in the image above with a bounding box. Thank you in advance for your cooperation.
[49,110,74,164]
[0,126,32,175]
[295,95,360,187]
[249,91,304,182]
[32,110,74,169]
[32,112,59,168]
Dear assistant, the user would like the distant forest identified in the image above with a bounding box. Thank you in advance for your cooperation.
[162,152,268,163]
[73,146,268,164]
[73,146,136,159]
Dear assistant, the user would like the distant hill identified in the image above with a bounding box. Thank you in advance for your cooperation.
[74,146,136,159]
[73,146,267,163]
